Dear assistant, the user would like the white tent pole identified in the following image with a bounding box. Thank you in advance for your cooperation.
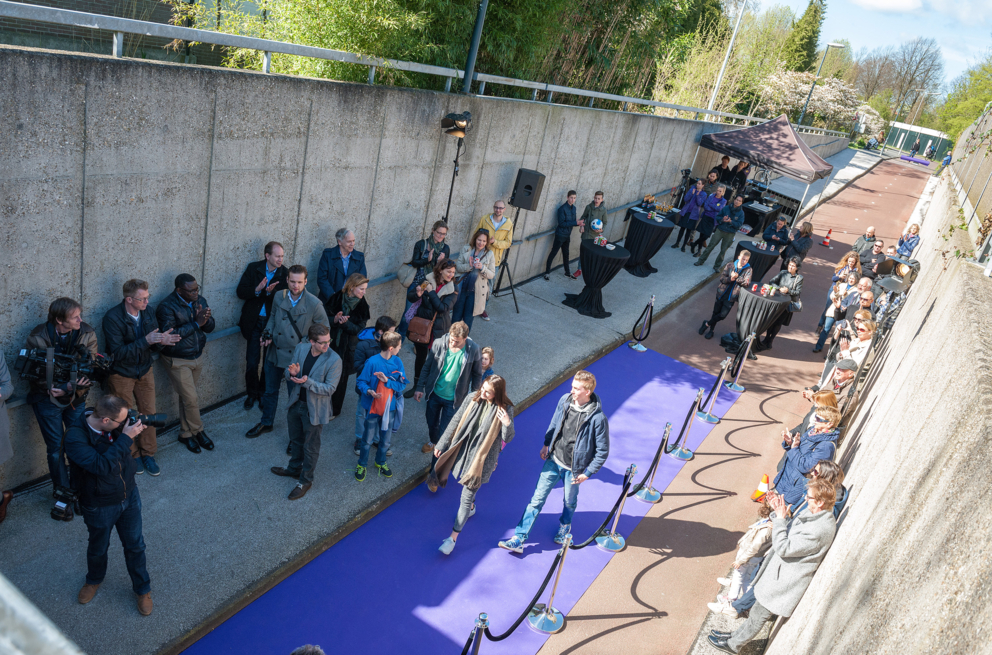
[792,184,810,229]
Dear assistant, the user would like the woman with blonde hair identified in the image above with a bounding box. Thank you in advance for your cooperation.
[778,221,814,269]
[325,273,370,417]
[897,223,921,258]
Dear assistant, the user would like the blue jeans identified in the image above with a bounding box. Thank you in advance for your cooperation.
[815,317,836,350]
[425,392,456,446]
[260,358,287,426]
[732,585,756,613]
[359,409,396,468]
[513,457,580,540]
[80,487,150,595]
[354,395,404,448]
[451,274,477,331]
[32,399,85,490]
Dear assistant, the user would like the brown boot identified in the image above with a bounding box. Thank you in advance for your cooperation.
[136,592,153,616]
[421,442,434,454]
[78,583,100,604]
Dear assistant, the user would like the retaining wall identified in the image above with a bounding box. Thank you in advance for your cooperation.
[0,44,846,487]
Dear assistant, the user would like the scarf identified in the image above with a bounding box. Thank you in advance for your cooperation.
[333,294,360,347]
[429,399,502,491]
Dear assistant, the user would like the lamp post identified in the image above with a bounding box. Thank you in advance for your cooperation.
[461,0,490,95]
[797,42,845,126]
[440,112,472,223]
[702,0,747,121]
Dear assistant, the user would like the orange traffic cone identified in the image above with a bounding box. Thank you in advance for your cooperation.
[821,229,832,246]
[750,474,769,502]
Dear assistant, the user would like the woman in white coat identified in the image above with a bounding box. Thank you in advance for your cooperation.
[452,229,496,331]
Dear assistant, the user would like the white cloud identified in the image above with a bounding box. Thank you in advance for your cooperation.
[850,0,922,12]
[850,0,990,24]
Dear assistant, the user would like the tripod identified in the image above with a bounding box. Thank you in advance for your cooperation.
[491,207,521,313]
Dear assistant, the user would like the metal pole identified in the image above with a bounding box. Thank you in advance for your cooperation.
[792,184,810,229]
[596,464,637,552]
[443,137,463,222]
[461,0,490,95]
[697,358,731,423]
[668,388,704,461]
[726,333,756,392]
[528,535,571,634]
[636,423,671,504]
[798,46,831,126]
[628,295,655,352]
[470,613,488,655]
[704,1,747,122]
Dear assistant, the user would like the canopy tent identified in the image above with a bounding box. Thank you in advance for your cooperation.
[699,114,833,184]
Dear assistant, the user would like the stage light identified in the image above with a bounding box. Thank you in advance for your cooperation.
[442,112,472,138]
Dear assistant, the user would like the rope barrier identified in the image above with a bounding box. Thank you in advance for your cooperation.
[459,628,476,655]
[698,359,726,417]
[628,433,664,498]
[628,296,655,352]
[568,469,634,550]
[664,388,704,459]
[483,551,563,642]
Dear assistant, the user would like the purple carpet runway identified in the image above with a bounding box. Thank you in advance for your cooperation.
[182,346,739,655]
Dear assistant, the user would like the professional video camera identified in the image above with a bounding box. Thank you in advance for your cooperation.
[14,347,112,391]
[51,484,78,521]
[126,408,167,429]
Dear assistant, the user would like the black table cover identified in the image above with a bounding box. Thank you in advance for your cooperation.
[736,288,790,338]
[624,208,675,277]
[563,240,630,318]
[734,240,782,284]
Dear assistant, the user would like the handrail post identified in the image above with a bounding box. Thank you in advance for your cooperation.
[636,423,671,504]
[262,51,271,73]
[596,464,637,552]
[112,31,123,58]
[697,357,731,423]
[367,65,376,85]
[470,613,488,655]
[668,388,704,461]
[527,535,571,634]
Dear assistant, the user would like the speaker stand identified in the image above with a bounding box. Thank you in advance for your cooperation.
[492,207,521,314]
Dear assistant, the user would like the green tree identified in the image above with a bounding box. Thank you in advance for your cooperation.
[937,51,992,140]
[781,0,824,72]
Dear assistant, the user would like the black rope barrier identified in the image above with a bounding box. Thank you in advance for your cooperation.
[666,389,701,456]
[483,551,563,642]
[630,297,653,342]
[627,434,664,498]
[459,629,476,655]
[569,470,634,550]
[698,361,725,418]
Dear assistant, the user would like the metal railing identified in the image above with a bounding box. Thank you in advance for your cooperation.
[0,0,847,137]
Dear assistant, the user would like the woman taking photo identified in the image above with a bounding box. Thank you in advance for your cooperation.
[814,270,859,353]
[398,221,450,339]
[816,253,862,331]
[755,257,803,352]
[404,259,458,397]
[779,221,814,269]
[452,229,496,331]
[673,179,707,251]
[429,375,514,555]
[325,273,371,418]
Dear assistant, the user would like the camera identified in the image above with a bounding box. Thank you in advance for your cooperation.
[14,348,112,387]
[262,329,272,343]
[126,409,167,429]
[51,485,78,521]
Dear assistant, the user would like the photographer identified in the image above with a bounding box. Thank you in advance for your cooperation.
[64,395,152,616]
[236,241,288,410]
[156,274,215,454]
[25,297,97,521]
[103,280,180,477]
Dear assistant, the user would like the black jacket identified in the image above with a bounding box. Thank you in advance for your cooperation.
[65,410,136,506]
[407,283,458,341]
[409,238,451,279]
[155,292,216,360]
[102,302,160,380]
[236,260,288,339]
[324,291,371,359]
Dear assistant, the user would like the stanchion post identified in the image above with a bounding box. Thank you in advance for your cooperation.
[471,613,488,655]
[528,535,571,634]
[697,357,731,424]
[596,464,637,552]
[636,423,671,504]
[668,388,704,461]
[725,333,756,393]
[628,295,655,352]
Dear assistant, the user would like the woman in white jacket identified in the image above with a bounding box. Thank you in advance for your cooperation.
[452,229,496,330]
[708,504,774,616]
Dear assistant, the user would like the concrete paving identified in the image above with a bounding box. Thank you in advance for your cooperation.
[767,147,881,219]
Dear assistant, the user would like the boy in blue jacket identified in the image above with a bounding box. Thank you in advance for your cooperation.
[355,331,406,481]
[352,316,401,456]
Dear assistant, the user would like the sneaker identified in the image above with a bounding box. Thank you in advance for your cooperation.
[716,594,730,603]
[716,577,732,586]
[498,536,524,553]
[134,457,145,475]
[543,273,550,280]
[142,456,160,476]
[554,523,571,544]
[439,537,456,555]
[480,311,490,321]
[698,321,709,336]
[376,463,392,478]
[355,465,367,482]
[707,601,738,617]
[574,269,582,278]
[386,449,393,457]
[353,441,361,456]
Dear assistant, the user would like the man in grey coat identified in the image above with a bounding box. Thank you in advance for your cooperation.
[708,478,837,653]
[247,265,329,439]
[270,324,341,500]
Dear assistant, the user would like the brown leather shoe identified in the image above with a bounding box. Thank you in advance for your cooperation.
[136,592,153,616]
[421,442,434,454]
[288,483,311,501]
[270,467,300,479]
[0,490,12,523]
[78,583,100,604]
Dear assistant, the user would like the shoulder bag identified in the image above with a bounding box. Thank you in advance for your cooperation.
[407,309,437,345]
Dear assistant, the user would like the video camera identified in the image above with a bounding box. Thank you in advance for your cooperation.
[126,408,167,429]
[51,484,78,522]
[14,347,112,391]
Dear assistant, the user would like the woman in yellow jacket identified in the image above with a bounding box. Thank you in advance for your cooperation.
[475,201,514,320]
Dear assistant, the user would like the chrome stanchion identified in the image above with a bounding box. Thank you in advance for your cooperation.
[697,357,731,424]
[470,613,488,655]
[668,388,704,462]
[528,534,571,634]
[628,295,655,352]
[636,423,671,504]
[596,464,637,552]
[725,332,756,393]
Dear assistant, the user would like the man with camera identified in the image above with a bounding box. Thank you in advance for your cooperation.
[236,242,288,411]
[247,265,329,440]
[64,395,152,615]
[25,298,98,521]
[156,274,216,454]
[103,280,181,477]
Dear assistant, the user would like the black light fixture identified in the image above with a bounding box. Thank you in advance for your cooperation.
[876,255,919,294]
[440,112,472,222]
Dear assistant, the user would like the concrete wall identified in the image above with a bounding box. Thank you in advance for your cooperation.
[765,175,992,654]
[0,44,846,488]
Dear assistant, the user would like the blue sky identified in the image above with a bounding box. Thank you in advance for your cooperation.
[775,0,991,87]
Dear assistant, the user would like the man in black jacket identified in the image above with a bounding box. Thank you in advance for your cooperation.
[156,274,216,454]
[236,242,288,410]
[64,395,152,616]
[102,279,180,477]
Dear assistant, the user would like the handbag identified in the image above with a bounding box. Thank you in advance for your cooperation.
[789,298,803,312]
[407,310,437,344]
[396,263,417,289]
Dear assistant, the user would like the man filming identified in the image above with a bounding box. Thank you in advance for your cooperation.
[25,297,97,521]
[64,395,152,615]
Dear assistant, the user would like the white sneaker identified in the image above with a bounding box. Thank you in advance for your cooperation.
[439,538,456,555]
[707,601,738,617]
[717,577,732,586]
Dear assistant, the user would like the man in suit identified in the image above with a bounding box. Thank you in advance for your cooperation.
[247,265,329,439]
[156,274,216,454]
[102,279,180,476]
[317,228,367,303]
[270,324,341,500]
[236,242,288,410]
